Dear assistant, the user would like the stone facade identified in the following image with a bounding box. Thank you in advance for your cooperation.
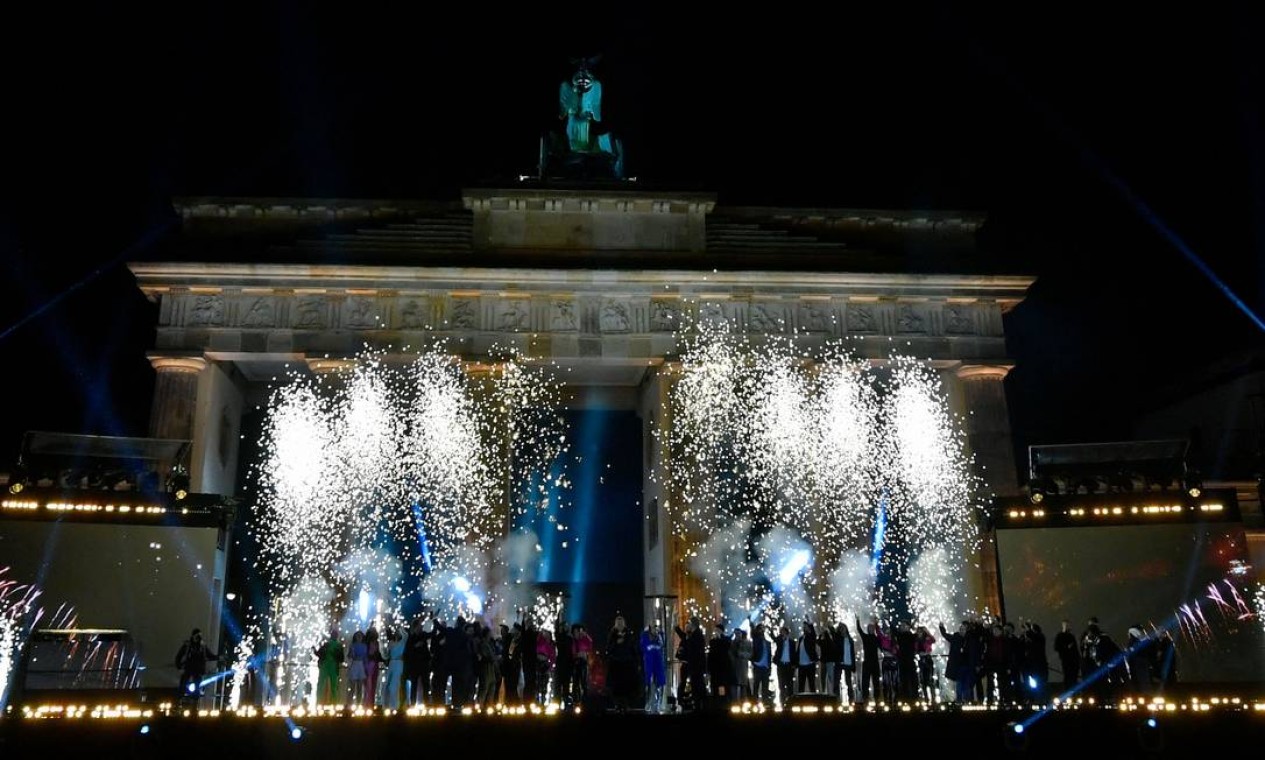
[135,189,1034,620]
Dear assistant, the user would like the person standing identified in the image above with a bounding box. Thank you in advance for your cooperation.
[749,623,772,707]
[894,621,918,701]
[493,624,509,704]
[312,628,344,705]
[640,623,667,713]
[795,622,819,694]
[383,627,407,710]
[346,631,368,706]
[363,626,382,707]
[730,628,753,702]
[939,621,973,704]
[1153,629,1178,688]
[535,627,558,705]
[176,628,218,704]
[606,614,639,713]
[1022,622,1049,704]
[476,623,500,708]
[819,624,839,698]
[1125,625,1154,697]
[519,614,538,708]
[571,624,594,703]
[773,624,796,707]
[430,617,450,706]
[446,619,475,708]
[403,618,430,706]
[674,617,707,711]
[836,622,856,704]
[1053,619,1080,687]
[914,625,937,702]
[707,622,734,704]
[554,623,574,707]
[856,617,881,704]
[503,622,524,705]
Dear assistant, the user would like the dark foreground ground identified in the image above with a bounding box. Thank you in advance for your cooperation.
[3,705,1264,759]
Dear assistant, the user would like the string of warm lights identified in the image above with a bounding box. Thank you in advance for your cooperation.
[0,499,176,516]
[13,694,1265,720]
[0,495,209,518]
[1000,502,1225,522]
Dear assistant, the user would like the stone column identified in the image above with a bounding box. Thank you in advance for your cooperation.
[640,366,673,602]
[955,365,1020,498]
[148,355,207,440]
[954,364,1019,618]
[639,364,684,701]
[190,361,245,497]
[641,364,708,627]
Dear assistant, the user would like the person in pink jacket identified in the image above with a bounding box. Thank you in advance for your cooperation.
[571,624,594,701]
[535,628,558,705]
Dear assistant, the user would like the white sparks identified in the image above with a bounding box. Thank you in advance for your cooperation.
[659,324,986,629]
[246,345,568,705]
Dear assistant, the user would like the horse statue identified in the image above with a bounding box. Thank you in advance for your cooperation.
[541,56,625,180]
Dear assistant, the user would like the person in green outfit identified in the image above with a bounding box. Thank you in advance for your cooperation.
[313,628,345,705]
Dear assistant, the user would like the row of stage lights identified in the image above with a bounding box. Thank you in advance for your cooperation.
[1028,471,1203,504]
[16,695,1265,721]
[6,466,190,500]
[20,698,1262,753]
[1004,502,1223,521]
[0,499,186,516]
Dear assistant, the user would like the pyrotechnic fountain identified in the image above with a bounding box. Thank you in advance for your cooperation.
[1,568,42,709]
[238,325,990,707]
[662,324,987,634]
[242,346,568,706]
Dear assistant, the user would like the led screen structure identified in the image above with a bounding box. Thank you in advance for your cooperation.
[997,522,1264,683]
[0,521,221,691]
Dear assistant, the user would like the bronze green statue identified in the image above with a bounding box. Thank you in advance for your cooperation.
[541,56,625,180]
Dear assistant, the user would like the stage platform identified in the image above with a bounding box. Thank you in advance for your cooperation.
[4,701,1264,758]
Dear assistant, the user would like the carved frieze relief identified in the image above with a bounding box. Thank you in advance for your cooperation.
[398,298,428,329]
[748,303,784,333]
[944,304,976,335]
[496,299,530,331]
[798,301,831,332]
[698,301,727,326]
[187,295,225,327]
[450,298,478,329]
[344,297,381,329]
[550,299,578,331]
[896,304,926,334]
[846,304,877,333]
[240,297,276,328]
[650,300,681,332]
[599,300,631,333]
[293,296,328,329]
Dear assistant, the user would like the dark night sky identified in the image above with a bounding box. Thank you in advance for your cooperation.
[2,5,1263,480]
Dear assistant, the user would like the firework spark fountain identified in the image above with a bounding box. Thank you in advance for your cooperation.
[1,567,42,709]
[661,324,986,633]
[1256,585,1265,638]
[244,346,567,705]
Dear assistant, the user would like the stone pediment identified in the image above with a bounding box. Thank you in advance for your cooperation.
[462,188,715,252]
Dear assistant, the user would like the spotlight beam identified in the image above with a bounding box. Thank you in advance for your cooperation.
[951,16,1265,333]
[0,218,177,345]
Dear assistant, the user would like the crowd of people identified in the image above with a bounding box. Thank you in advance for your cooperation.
[205,610,1180,712]
[299,611,641,711]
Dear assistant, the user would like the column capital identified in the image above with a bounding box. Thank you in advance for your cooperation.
[306,357,356,375]
[148,354,208,374]
[955,363,1013,381]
